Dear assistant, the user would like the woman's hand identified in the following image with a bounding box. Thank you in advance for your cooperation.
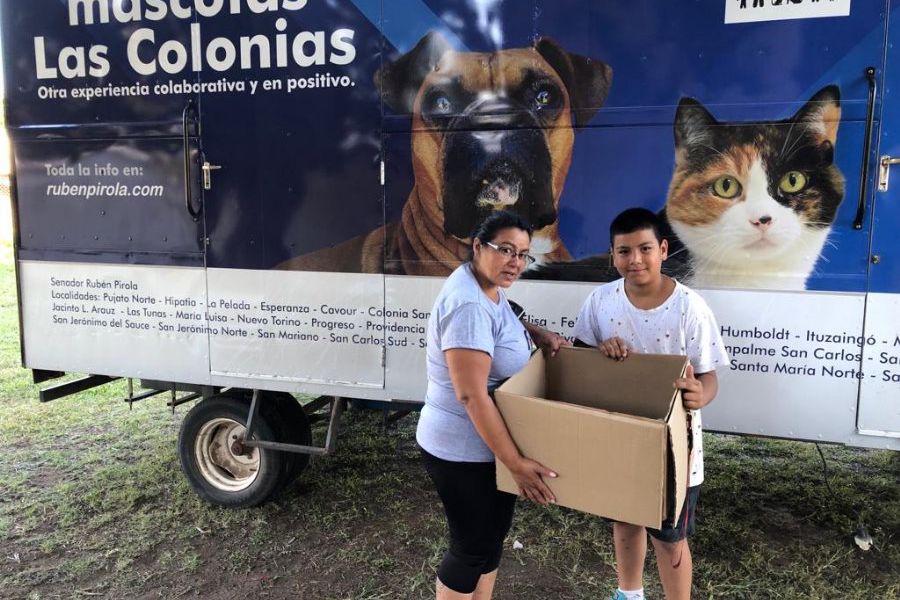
[535,330,572,358]
[598,336,629,360]
[507,456,558,505]
[524,322,572,357]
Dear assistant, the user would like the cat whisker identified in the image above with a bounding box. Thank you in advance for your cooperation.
[691,238,732,274]
[781,132,806,163]
[779,119,813,162]
[682,231,739,247]
[809,263,826,277]
[695,143,729,161]
[779,120,799,158]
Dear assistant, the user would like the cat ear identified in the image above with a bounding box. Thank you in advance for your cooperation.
[535,37,613,128]
[794,85,841,145]
[674,97,717,149]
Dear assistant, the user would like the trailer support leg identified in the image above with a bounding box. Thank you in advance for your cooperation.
[39,375,119,403]
[324,397,345,454]
[124,378,167,409]
[241,394,346,456]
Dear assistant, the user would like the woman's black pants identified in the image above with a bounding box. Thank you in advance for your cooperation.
[421,448,517,594]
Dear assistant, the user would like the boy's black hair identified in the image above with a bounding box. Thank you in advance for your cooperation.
[609,207,664,247]
[468,211,533,260]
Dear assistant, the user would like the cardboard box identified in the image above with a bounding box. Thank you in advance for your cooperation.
[495,346,689,529]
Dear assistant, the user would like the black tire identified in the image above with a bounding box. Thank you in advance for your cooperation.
[267,392,313,483]
[178,395,285,508]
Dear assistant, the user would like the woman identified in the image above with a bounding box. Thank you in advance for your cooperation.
[417,210,569,600]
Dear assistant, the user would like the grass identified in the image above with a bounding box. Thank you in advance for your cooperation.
[0,241,897,599]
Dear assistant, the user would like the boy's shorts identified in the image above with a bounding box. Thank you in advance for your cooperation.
[647,485,700,543]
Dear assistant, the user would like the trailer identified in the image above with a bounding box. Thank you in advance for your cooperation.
[2,0,899,507]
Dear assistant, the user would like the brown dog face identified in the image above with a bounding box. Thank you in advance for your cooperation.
[377,33,612,256]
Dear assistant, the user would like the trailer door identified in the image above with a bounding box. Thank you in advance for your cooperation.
[4,6,211,385]
[858,3,900,442]
[195,3,387,389]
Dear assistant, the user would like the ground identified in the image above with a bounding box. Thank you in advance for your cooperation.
[1,393,898,600]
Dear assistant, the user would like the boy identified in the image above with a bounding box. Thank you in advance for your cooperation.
[573,208,728,600]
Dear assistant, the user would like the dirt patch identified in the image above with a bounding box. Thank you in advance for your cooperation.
[1,411,898,600]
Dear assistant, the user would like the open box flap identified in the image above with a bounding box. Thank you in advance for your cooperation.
[664,389,690,525]
[545,347,688,420]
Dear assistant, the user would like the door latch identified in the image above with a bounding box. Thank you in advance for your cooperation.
[201,161,221,190]
[878,156,900,192]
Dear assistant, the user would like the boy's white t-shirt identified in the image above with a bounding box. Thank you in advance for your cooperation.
[573,278,728,487]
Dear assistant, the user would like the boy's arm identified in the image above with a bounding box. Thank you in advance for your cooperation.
[674,364,718,410]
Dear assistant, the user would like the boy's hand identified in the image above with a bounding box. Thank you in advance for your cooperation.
[675,364,704,409]
[598,336,629,361]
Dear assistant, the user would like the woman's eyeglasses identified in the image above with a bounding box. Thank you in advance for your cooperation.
[484,241,536,265]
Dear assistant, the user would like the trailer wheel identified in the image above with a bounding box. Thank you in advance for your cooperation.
[268,392,313,482]
[178,395,284,507]
[218,391,313,489]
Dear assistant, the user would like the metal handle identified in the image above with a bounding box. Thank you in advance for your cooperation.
[853,66,877,230]
[182,99,201,221]
[201,161,221,191]
[878,155,900,192]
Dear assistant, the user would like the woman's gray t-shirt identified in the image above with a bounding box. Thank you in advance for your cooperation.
[416,264,531,462]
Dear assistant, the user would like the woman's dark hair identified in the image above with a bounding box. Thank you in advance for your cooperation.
[468,211,533,261]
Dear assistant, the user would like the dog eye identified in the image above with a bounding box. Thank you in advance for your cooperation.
[432,96,452,114]
[535,89,553,108]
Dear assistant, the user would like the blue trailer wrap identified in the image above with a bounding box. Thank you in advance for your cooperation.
[2,0,898,477]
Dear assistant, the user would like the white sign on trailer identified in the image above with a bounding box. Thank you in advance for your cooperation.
[725,0,852,24]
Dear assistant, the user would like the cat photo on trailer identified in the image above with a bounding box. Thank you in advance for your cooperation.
[528,85,843,292]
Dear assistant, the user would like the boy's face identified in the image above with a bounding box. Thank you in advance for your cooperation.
[611,228,668,286]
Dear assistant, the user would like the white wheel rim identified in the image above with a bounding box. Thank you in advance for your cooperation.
[194,417,259,492]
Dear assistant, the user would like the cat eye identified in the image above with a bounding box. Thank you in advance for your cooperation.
[712,175,742,199]
[779,171,808,194]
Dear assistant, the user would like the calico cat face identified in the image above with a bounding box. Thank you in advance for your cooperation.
[666,86,844,271]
